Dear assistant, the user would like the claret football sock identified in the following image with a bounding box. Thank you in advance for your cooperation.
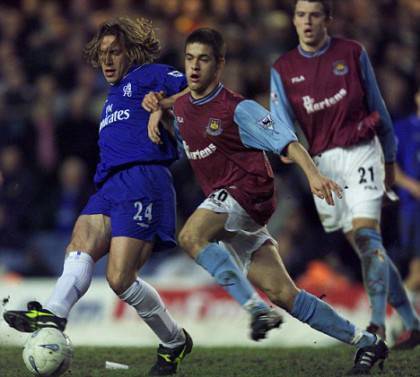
[196,243,269,314]
[291,290,376,346]
[45,251,94,318]
[354,228,389,327]
[119,277,185,348]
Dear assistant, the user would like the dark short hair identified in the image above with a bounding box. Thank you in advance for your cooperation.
[185,28,226,61]
[294,0,333,19]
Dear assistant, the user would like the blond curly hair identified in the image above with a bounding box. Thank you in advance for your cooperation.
[83,17,161,68]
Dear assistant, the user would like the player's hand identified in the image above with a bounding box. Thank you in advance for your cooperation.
[309,174,343,206]
[384,162,396,190]
[142,91,165,112]
[148,109,163,144]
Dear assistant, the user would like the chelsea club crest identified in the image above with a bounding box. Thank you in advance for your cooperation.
[206,118,223,136]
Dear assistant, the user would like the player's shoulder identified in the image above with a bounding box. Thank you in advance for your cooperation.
[332,37,364,53]
[141,63,178,74]
[272,47,299,70]
[222,87,244,103]
[218,87,245,113]
[128,64,183,81]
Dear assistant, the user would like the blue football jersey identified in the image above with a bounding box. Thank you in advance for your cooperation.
[95,64,187,184]
[394,114,420,207]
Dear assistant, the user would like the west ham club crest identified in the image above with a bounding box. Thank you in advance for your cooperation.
[333,61,349,76]
[206,118,223,136]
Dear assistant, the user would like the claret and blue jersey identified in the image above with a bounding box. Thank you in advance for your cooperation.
[173,83,297,225]
[271,37,396,163]
[95,63,187,185]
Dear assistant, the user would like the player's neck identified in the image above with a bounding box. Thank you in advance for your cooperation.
[190,81,220,100]
[300,34,330,53]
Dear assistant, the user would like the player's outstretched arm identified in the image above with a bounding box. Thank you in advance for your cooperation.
[142,88,190,112]
[143,91,165,112]
[233,99,341,205]
[285,141,343,205]
[148,109,164,144]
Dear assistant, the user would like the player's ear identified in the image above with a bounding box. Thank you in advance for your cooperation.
[325,14,333,26]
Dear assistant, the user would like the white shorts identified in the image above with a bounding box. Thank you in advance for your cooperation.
[198,189,276,272]
[313,137,385,233]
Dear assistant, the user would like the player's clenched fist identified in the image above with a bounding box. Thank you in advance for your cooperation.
[142,90,165,112]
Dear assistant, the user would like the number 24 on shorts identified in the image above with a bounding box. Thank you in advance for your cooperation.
[133,201,153,226]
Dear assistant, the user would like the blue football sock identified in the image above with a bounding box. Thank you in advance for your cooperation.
[387,256,420,330]
[291,290,376,347]
[196,243,269,314]
[354,228,389,327]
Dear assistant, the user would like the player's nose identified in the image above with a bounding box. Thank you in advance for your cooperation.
[104,53,112,65]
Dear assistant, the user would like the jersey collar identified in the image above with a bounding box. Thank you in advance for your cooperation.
[189,83,224,106]
[298,37,331,58]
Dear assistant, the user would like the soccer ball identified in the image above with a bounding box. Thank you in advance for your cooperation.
[23,328,73,376]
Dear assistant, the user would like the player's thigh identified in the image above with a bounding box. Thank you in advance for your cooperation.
[108,165,178,250]
[67,214,111,262]
[179,208,229,257]
[313,150,350,233]
[106,237,154,294]
[352,217,380,232]
[248,242,299,311]
[346,139,385,225]
[180,187,264,256]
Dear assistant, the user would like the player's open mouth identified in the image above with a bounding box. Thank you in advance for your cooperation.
[304,28,313,36]
[190,74,200,82]
[105,69,116,76]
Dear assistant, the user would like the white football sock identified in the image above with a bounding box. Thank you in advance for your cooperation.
[45,251,94,318]
[119,277,185,348]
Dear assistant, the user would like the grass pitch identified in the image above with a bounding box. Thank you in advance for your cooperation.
[0,345,419,377]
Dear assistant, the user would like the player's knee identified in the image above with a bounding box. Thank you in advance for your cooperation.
[354,228,385,256]
[178,227,202,254]
[107,270,134,295]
